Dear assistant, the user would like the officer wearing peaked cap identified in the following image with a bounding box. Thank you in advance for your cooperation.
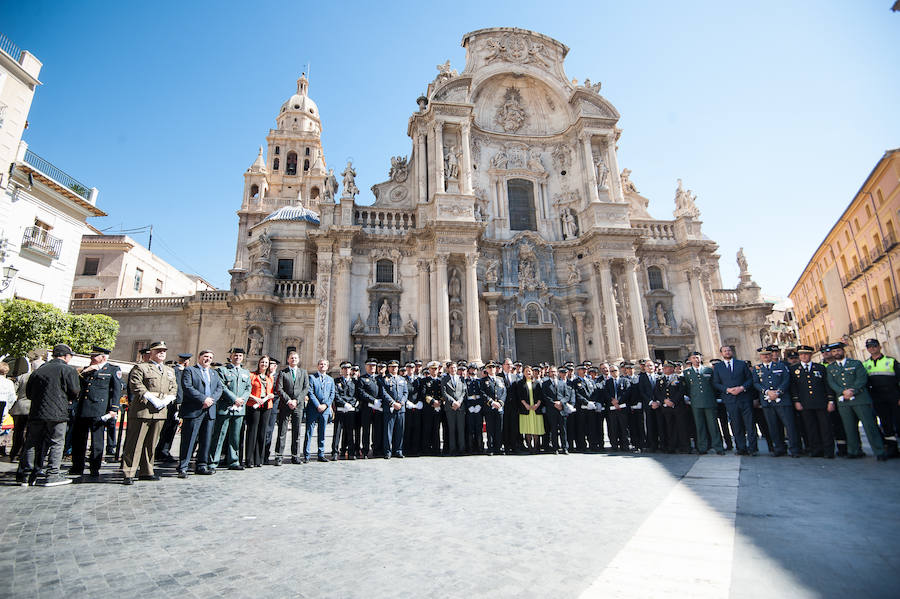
[826,342,887,460]
[789,345,835,458]
[754,345,799,457]
[70,346,122,479]
[862,338,900,458]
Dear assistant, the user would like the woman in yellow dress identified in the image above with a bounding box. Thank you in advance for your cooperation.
[514,365,545,453]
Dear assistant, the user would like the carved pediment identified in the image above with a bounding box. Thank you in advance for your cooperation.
[462,28,568,78]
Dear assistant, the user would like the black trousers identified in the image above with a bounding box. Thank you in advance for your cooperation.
[546,409,568,450]
[873,399,900,439]
[801,407,834,457]
[646,406,666,450]
[467,411,485,452]
[502,404,521,452]
[179,412,215,472]
[372,409,384,456]
[403,408,421,456]
[485,409,503,452]
[628,408,644,450]
[608,408,630,450]
[331,409,346,456]
[155,404,180,458]
[753,406,772,448]
[663,406,691,452]
[587,411,604,450]
[263,398,279,460]
[244,406,269,466]
[10,414,28,460]
[70,417,106,474]
[339,411,358,456]
[421,406,441,455]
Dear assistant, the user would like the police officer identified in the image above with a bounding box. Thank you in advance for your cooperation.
[624,362,645,452]
[753,345,800,457]
[70,346,122,479]
[155,352,190,463]
[480,362,504,455]
[789,345,835,458]
[464,363,485,453]
[402,362,423,457]
[332,362,358,460]
[862,338,900,458]
[826,342,887,460]
[568,364,593,452]
[656,361,691,453]
[355,358,380,459]
[542,365,572,454]
[381,360,407,459]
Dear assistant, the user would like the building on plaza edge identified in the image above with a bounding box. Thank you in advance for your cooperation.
[71,27,772,366]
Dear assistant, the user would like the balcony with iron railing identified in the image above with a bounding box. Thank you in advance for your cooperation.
[0,32,22,62]
[22,149,93,201]
[21,227,62,259]
[840,232,898,288]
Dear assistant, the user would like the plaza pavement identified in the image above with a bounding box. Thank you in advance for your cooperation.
[0,432,898,599]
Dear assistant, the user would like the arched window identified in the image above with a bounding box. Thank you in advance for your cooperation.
[249,184,259,200]
[305,147,311,156]
[648,266,664,290]
[376,259,394,283]
[273,158,280,171]
[310,187,320,201]
[303,159,310,172]
[286,151,298,175]
[507,178,536,231]
[526,305,540,325]
[274,146,280,155]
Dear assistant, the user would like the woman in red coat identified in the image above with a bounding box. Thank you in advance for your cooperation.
[245,355,275,467]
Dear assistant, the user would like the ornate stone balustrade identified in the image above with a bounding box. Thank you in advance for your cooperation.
[197,290,229,302]
[712,289,739,306]
[632,220,676,241]
[70,296,189,313]
[354,207,416,234]
[273,280,316,299]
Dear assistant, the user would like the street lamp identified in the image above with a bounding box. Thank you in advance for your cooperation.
[0,264,18,291]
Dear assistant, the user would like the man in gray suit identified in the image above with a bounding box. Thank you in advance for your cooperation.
[442,361,467,456]
[274,350,309,465]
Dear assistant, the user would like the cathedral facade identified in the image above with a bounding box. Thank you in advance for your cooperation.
[72,28,772,366]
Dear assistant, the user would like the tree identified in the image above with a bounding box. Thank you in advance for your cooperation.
[0,299,119,358]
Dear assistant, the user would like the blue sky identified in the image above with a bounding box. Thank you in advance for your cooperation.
[4,1,899,296]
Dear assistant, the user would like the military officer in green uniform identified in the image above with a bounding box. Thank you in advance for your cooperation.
[211,347,251,470]
[123,341,177,484]
[683,351,725,455]
[825,342,887,461]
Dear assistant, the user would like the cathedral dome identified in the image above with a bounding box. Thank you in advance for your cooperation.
[260,205,320,225]
[280,74,320,120]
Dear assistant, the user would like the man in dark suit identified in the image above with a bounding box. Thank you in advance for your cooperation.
[790,345,836,458]
[355,358,380,458]
[381,360,407,458]
[712,345,757,455]
[177,349,223,477]
[70,346,122,479]
[605,364,632,451]
[637,361,662,452]
[274,350,309,465]
[155,352,190,463]
[442,361,467,456]
[543,365,573,453]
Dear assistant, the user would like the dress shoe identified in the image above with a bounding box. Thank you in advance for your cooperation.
[330,453,339,461]
[348,455,356,460]
[317,456,329,463]
[383,454,391,459]
[273,458,283,466]
[716,450,726,455]
[122,477,134,485]
[196,467,213,475]
[177,470,187,478]
[228,464,245,471]
[749,451,759,456]
[394,453,404,459]
[138,474,161,481]
[876,454,888,462]
[291,457,303,464]
[68,469,84,477]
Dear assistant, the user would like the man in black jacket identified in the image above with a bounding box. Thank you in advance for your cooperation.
[70,346,122,479]
[16,344,81,486]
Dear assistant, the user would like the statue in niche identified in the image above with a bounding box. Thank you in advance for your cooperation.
[248,329,264,357]
[450,311,463,343]
[561,209,578,240]
[527,149,544,172]
[567,263,581,286]
[404,315,417,335]
[484,259,500,285]
[341,161,359,198]
[351,314,365,335]
[594,152,609,190]
[518,258,537,291]
[490,148,508,169]
[655,303,667,327]
[378,299,391,335]
[495,87,528,133]
[620,168,638,194]
[565,332,572,352]
[257,231,271,260]
[444,145,460,181]
[449,270,462,302]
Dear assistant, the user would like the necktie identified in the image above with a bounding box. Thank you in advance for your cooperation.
[728,361,733,372]
[291,368,296,382]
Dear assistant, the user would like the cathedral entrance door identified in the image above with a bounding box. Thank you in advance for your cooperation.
[366,349,401,364]
[514,329,553,365]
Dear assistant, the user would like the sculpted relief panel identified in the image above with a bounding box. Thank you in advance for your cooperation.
[472,74,568,136]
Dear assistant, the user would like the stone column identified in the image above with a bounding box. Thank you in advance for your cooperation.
[460,122,473,195]
[331,255,352,361]
[573,311,587,362]
[588,264,607,360]
[605,138,624,203]
[434,121,445,193]
[434,254,451,361]
[688,267,715,356]
[581,132,600,204]
[417,258,432,359]
[597,260,622,361]
[312,243,333,361]
[625,258,650,358]
[416,126,427,202]
[487,308,499,360]
[464,254,482,363]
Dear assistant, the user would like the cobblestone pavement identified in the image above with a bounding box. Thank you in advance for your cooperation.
[1,431,898,598]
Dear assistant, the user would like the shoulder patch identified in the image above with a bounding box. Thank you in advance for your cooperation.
[116,371,122,379]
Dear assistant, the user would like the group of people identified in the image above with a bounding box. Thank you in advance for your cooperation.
[8,334,900,487]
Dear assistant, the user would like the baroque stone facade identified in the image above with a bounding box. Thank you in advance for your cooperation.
[71,28,772,365]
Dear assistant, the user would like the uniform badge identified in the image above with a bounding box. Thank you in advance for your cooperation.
[116,370,122,379]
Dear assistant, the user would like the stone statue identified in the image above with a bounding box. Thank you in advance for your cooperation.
[450,311,462,343]
[495,87,527,133]
[565,332,572,351]
[389,155,409,183]
[656,303,668,328]
[518,258,537,291]
[594,152,609,190]
[449,270,462,302]
[248,329,264,356]
[561,209,578,240]
[673,178,701,218]
[620,168,638,193]
[527,149,544,172]
[566,263,581,286]
[435,60,457,83]
[351,314,365,335]
[257,231,272,260]
[341,161,359,199]
[444,145,460,181]
[403,315,417,335]
[324,168,339,202]
[484,259,500,285]
[490,149,508,169]
[378,299,391,334]
[737,247,749,274]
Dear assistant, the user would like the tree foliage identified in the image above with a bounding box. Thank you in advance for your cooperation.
[0,299,119,358]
